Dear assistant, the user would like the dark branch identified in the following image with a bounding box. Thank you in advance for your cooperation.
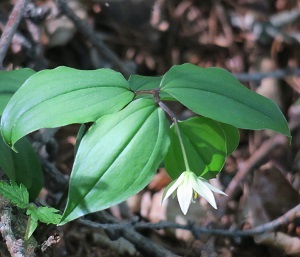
[78,203,300,239]
[0,0,30,69]
[234,68,300,82]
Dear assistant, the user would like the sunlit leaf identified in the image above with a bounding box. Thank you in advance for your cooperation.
[35,206,62,224]
[60,99,170,224]
[0,181,29,209]
[1,67,134,147]
[129,75,162,91]
[160,63,290,137]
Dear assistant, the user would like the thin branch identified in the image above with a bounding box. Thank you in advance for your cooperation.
[220,112,299,215]
[55,0,134,77]
[39,234,60,253]
[223,134,288,204]
[233,68,300,82]
[0,0,30,69]
[79,203,300,238]
[93,212,180,257]
[213,0,233,45]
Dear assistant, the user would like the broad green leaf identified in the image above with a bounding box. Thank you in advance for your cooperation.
[0,134,43,200]
[0,68,35,115]
[217,122,239,156]
[0,69,42,199]
[1,67,134,147]
[165,117,226,180]
[129,74,175,100]
[0,181,29,209]
[129,75,162,91]
[60,99,170,224]
[160,64,290,137]
[35,206,62,224]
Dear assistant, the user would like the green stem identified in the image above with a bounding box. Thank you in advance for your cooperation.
[24,215,31,250]
[158,101,190,171]
[173,118,190,171]
[134,88,160,96]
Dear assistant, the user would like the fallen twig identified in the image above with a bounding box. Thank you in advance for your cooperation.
[40,234,60,253]
[79,203,300,238]
[0,0,30,68]
[95,212,180,257]
[219,109,300,215]
[234,68,300,82]
[213,0,233,46]
[223,134,288,205]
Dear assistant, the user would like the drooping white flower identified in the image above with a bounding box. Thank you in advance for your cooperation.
[162,171,227,215]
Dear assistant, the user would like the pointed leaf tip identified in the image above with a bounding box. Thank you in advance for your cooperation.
[160,63,290,137]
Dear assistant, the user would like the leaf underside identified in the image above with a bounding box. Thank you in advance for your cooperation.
[165,117,227,180]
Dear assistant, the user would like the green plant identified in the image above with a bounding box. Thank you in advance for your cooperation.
[0,180,61,239]
[0,69,43,200]
[0,63,290,226]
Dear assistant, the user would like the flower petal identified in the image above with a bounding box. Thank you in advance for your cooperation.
[192,177,217,209]
[177,176,193,215]
[202,179,227,196]
[162,173,185,202]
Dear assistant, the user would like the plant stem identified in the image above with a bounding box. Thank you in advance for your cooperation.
[158,101,190,171]
[24,216,31,251]
[135,90,154,95]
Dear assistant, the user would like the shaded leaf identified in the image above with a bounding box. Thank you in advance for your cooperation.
[0,68,35,115]
[74,124,88,156]
[165,117,226,180]
[60,99,170,224]
[217,122,239,156]
[0,134,43,200]
[0,69,43,200]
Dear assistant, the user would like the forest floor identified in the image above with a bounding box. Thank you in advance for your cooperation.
[0,0,300,256]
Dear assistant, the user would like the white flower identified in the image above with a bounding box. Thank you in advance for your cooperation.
[162,171,227,215]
